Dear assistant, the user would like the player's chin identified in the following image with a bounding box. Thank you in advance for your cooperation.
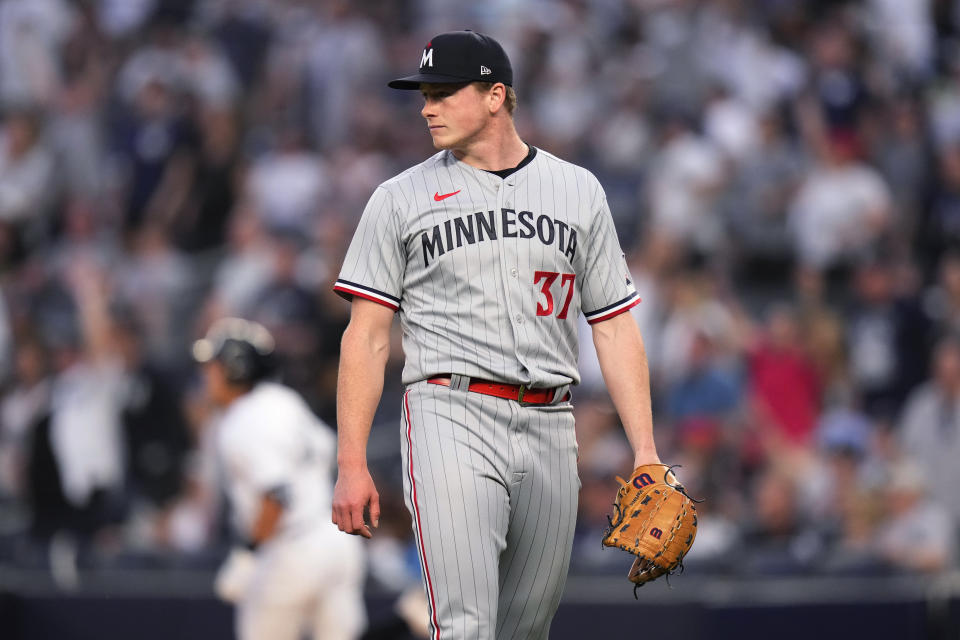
[428,131,456,150]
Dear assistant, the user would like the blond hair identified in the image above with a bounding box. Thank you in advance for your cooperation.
[475,82,517,115]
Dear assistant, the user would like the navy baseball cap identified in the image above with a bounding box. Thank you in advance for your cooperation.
[388,30,513,90]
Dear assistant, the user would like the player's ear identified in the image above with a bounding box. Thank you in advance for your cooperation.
[487,83,507,114]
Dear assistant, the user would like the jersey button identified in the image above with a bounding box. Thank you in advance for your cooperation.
[510,268,518,278]
[515,314,523,324]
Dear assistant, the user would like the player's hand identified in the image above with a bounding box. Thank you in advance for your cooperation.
[332,466,380,539]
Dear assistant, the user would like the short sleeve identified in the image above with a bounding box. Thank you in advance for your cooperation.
[334,186,405,311]
[580,192,640,324]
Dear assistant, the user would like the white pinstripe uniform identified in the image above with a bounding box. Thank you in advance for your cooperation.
[217,382,366,640]
[334,143,638,639]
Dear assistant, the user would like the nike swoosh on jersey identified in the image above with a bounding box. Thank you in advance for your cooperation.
[434,190,461,201]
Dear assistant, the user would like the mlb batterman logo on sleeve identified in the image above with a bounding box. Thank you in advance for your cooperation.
[387,30,513,89]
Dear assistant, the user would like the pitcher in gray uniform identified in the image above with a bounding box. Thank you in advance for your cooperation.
[332,30,662,640]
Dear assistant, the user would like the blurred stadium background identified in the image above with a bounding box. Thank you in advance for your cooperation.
[0,0,960,638]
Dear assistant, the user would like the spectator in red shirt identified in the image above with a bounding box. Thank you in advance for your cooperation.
[748,304,822,449]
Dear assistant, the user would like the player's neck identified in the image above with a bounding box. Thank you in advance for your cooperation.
[217,385,252,408]
[451,120,527,172]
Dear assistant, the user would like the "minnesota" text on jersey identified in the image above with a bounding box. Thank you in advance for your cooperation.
[421,208,578,267]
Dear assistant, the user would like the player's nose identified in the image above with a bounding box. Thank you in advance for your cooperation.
[421,98,437,119]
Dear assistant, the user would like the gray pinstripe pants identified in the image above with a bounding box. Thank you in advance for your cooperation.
[401,380,580,640]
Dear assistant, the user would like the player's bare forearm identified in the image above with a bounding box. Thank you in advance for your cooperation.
[336,299,393,468]
[333,298,394,537]
[591,311,660,467]
[250,493,284,545]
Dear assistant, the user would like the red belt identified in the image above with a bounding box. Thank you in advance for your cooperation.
[428,376,569,405]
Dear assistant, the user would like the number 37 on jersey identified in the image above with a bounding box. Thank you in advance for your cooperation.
[534,271,575,319]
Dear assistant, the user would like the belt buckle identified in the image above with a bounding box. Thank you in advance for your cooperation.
[517,384,528,405]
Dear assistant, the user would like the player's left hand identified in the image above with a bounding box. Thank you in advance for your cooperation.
[214,547,257,603]
[332,466,380,539]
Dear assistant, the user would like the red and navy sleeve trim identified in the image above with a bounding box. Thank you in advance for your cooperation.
[333,279,401,311]
[584,291,641,324]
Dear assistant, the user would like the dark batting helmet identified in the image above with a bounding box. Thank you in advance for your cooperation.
[192,317,276,385]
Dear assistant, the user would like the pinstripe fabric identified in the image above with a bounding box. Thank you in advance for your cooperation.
[401,381,578,640]
[404,390,442,639]
[335,148,638,388]
[338,146,632,639]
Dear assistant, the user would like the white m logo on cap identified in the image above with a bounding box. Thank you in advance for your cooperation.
[421,48,434,68]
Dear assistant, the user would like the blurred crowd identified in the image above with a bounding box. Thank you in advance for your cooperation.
[0,0,959,595]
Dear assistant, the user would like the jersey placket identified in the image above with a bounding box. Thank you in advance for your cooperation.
[493,175,533,383]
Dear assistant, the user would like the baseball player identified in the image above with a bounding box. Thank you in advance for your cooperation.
[194,318,366,640]
[332,31,660,640]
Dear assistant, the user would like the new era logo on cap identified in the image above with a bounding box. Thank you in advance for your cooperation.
[388,30,513,90]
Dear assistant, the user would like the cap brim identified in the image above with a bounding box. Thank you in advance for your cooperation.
[387,73,474,90]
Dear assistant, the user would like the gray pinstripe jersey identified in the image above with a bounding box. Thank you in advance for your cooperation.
[335,147,639,388]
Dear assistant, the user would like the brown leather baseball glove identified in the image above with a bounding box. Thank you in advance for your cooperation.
[601,463,699,595]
